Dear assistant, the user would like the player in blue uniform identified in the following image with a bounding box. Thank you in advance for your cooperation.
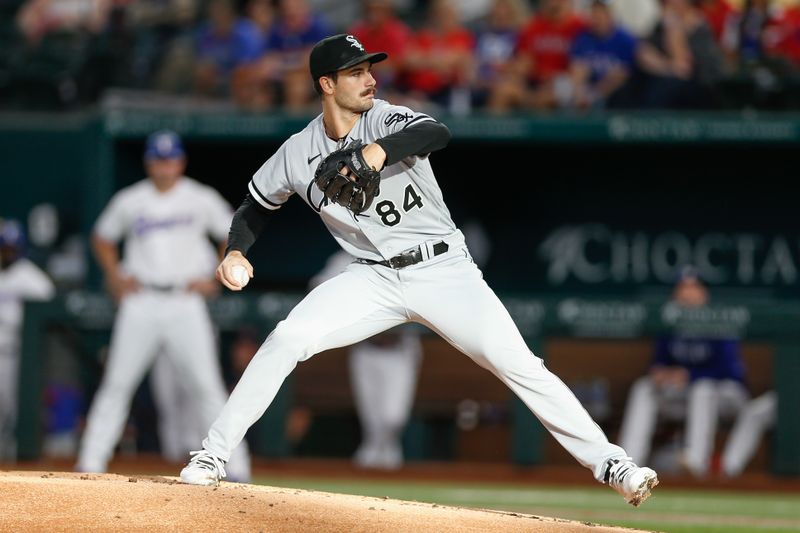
[618,266,749,476]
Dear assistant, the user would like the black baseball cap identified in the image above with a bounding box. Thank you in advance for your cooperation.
[309,34,388,81]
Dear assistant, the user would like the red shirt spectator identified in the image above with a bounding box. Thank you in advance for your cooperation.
[348,0,411,89]
[700,0,737,42]
[765,6,800,66]
[404,27,474,95]
[349,11,410,61]
[516,13,585,83]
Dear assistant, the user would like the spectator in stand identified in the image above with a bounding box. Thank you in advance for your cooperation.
[348,0,412,93]
[618,266,749,478]
[471,0,528,109]
[767,2,800,67]
[16,0,112,45]
[193,0,264,97]
[568,0,638,109]
[401,0,475,114]
[254,0,332,111]
[121,0,200,90]
[0,219,56,460]
[607,0,660,37]
[721,0,800,67]
[636,0,725,108]
[246,0,275,39]
[488,0,585,112]
[229,0,275,111]
[721,0,777,64]
[700,0,738,43]
[308,0,362,33]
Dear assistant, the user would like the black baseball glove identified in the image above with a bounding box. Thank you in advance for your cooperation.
[314,139,381,214]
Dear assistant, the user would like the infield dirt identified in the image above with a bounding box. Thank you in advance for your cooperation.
[0,470,653,532]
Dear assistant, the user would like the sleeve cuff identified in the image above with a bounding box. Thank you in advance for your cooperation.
[248,181,283,210]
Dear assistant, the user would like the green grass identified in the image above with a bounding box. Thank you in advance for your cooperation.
[252,475,800,533]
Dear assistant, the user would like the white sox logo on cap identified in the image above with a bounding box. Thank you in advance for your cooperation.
[346,35,365,52]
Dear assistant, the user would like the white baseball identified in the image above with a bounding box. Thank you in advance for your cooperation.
[231,265,250,287]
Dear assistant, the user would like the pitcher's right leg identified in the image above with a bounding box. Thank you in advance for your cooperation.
[182,265,407,485]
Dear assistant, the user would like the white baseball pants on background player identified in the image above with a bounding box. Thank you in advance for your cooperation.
[203,242,627,481]
[619,376,748,475]
[151,354,206,463]
[350,332,422,469]
[76,291,250,480]
[0,257,55,459]
[721,390,777,477]
[0,354,19,458]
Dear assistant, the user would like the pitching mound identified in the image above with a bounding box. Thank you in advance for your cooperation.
[1,471,645,532]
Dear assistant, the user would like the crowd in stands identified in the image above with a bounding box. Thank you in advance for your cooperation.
[3,0,800,113]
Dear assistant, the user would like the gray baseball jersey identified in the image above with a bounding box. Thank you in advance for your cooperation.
[248,99,462,261]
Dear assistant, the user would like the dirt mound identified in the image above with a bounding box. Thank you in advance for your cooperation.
[0,471,645,532]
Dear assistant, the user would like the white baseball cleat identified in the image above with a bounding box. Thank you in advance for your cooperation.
[180,449,227,486]
[604,458,659,507]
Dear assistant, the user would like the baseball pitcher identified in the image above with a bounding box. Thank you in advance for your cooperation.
[180,34,659,506]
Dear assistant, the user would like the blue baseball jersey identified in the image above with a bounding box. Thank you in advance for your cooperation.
[653,336,746,384]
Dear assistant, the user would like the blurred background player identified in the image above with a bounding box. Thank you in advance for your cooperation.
[150,353,207,463]
[309,251,422,470]
[0,219,56,460]
[74,130,250,480]
[618,266,749,477]
[721,389,777,477]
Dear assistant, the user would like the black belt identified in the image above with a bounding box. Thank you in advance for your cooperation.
[141,283,182,292]
[357,241,449,269]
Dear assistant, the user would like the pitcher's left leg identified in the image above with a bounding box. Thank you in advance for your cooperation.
[405,255,625,480]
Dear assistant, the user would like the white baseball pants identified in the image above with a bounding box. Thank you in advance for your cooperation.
[349,331,422,469]
[151,354,207,463]
[618,376,748,475]
[0,354,18,459]
[203,247,626,481]
[77,291,250,479]
[721,390,776,477]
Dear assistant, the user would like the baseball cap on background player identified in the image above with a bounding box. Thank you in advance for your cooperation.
[309,34,388,86]
[673,264,708,307]
[676,264,701,284]
[0,218,26,267]
[144,130,185,160]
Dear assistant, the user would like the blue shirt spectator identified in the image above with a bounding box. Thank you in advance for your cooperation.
[571,26,637,83]
[472,0,528,108]
[196,19,264,75]
[475,28,518,80]
[567,0,636,109]
[265,14,329,53]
